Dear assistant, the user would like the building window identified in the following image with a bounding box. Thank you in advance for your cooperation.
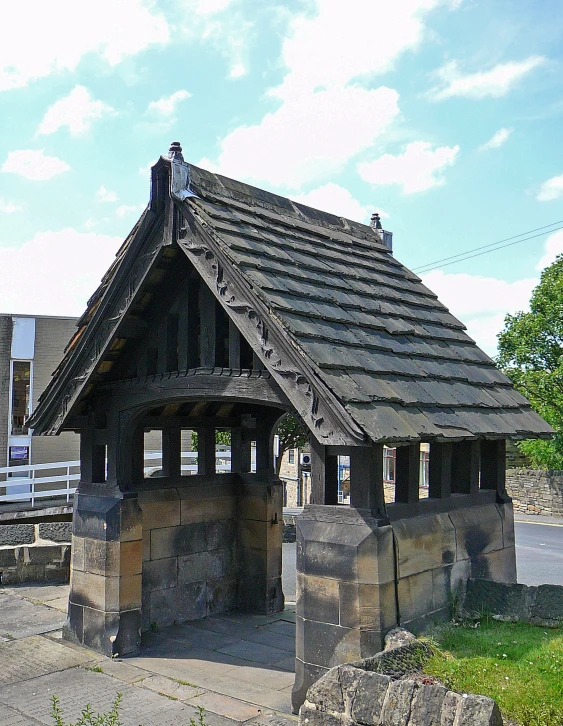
[383,446,396,483]
[288,449,295,464]
[11,361,31,435]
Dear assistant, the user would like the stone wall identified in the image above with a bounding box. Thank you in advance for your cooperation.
[139,481,238,631]
[0,521,71,584]
[506,469,563,516]
[293,501,516,710]
[463,578,563,627]
[300,651,502,725]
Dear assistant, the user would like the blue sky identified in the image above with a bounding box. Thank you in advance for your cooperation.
[1,0,563,355]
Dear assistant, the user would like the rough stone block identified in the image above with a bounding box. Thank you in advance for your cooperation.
[38,522,72,543]
[471,546,517,584]
[143,557,177,592]
[120,497,143,542]
[181,495,235,524]
[380,679,416,725]
[71,535,85,572]
[120,539,142,576]
[408,683,447,725]
[449,505,503,562]
[0,548,17,568]
[463,579,527,620]
[350,670,391,724]
[139,488,181,529]
[23,545,65,566]
[150,522,207,560]
[456,694,503,726]
[298,705,346,725]
[83,539,120,576]
[0,524,35,546]
[150,581,207,627]
[301,618,360,669]
[178,547,233,584]
[119,574,142,611]
[393,513,456,579]
[397,570,433,625]
[531,584,563,625]
[206,576,237,615]
[208,519,236,550]
[440,691,461,726]
[305,663,346,713]
[69,569,120,611]
[297,573,340,626]
[142,530,151,562]
[292,657,328,715]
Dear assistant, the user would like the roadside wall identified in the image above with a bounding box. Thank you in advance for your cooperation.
[0,521,71,584]
[506,469,563,517]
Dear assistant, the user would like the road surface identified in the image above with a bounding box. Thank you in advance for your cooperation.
[281,520,563,601]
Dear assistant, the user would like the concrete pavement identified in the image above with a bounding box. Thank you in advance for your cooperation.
[0,583,297,725]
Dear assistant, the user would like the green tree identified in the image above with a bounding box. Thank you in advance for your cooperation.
[274,413,308,475]
[497,254,563,469]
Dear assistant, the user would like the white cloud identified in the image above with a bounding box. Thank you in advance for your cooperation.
[479,127,512,151]
[358,141,459,193]
[421,269,538,355]
[116,204,145,217]
[535,229,563,270]
[203,0,459,189]
[428,56,546,101]
[1,150,70,181]
[96,186,118,203]
[37,86,115,137]
[277,0,456,98]
[291,183,371,223]
[174,0,251,79]
[537,174,563,202]
[0,0,170,92]
[203,85,399,189]
[0,199,23,214]
[0,229,121,316]
[143,89,191,132]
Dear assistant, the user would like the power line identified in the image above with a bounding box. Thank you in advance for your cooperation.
[415,225,563,274]
[412,220,563,273]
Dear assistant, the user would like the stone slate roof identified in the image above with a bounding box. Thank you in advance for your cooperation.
[178,162,550,443]
[30,148,552,444]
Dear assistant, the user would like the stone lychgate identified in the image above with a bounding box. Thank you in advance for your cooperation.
[29,143,552,713]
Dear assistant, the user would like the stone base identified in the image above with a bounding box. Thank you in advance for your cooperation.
[292,500,517,712]
[64,491,143,657]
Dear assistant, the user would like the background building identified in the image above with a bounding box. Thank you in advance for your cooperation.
[0,314,79,474]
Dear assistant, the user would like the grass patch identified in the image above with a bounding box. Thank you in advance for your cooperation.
[424,618,563,726]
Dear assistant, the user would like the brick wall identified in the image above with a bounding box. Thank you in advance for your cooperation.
[0,316,12,468]
[506,469,563,516]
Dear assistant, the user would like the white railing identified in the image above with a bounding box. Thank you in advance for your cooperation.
[0,448,243,507]
[0,460,80,507]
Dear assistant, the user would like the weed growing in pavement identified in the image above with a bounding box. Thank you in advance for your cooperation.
[49,693,210,726]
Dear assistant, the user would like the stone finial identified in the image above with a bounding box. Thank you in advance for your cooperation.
[370,212,382,230]
[168,141,184,161]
